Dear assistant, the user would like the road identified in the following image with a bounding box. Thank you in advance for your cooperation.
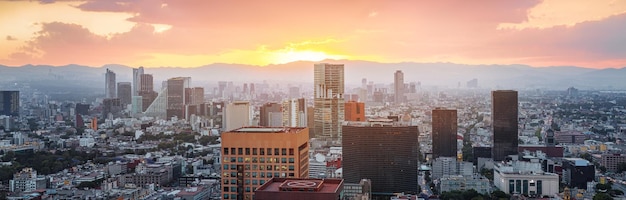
[419,171,433,196]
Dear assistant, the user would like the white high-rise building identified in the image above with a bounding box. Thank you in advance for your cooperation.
[494,160,559,197]
[394,70,404,104]
[282,98,307,127]
[132,67,144,96]
[224,101,251,131]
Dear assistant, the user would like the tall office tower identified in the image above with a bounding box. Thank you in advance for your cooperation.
[282,98,307,127]
[133,74,155,113]
[117,82,132,106]
[344,101,365,122]
[166,77,186,119]
[313,63,345,140]
[361,78,367,88]
[0,91,19,116]
[140,74,153,92]
[105,69,116,98]
[191,87,204,105]
[224,101,251,131]
[144,88,167,119]
[343,120,419,194]
[432,108,458,159]
[394,70,404,104]
[132,66,144,96]
[492,90,519,161]
[221,127,310,200]
[259,102,282,127]
[218,81,228,98]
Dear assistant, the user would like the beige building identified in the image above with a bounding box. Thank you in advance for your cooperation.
[224,101,251,131]
[221,127,310,200]
[313,63,345,140]
[494,161,559,197]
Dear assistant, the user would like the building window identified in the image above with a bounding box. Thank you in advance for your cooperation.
[238,157,243,162]
[224,148,229,155]
[253,148,258,155]
[281,158,287,163]
[252,172,257,178]
[252,157,258,163]
[244,157,251,163]
[260,172,265,178]
[267,148,272,155]
[274,148,280,155]
[223,157,229,163]
[289,165,294,171]
[238,148,243,155]
[259,158,265,163]
[231,148,236,155]
[224,187,229,192]
[289,158,294,163]
[282,148,287,155]
[224,194,229,199]
[223,164,229,170]
[289,148,294,156]
[245,148,251,155]
[260,148,265,155]
[260,180,266,185]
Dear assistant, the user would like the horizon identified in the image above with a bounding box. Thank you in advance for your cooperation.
[1,1,625,69]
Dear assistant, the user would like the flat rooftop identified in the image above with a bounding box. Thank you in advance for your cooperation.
[256,178,343,193]
[228,127,306,134]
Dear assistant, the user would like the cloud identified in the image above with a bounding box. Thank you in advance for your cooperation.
[6,35,17,41]
[368,11,378,17]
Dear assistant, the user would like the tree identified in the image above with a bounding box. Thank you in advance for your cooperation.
[491,190,509,200]
[593,193,613,200]
[596,183,612,192]
[581,153,593,162]
[600,166,608,173]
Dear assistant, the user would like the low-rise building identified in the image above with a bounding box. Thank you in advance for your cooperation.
[493,161,559,197]
[439,175,491,194]
[255,178,344,200]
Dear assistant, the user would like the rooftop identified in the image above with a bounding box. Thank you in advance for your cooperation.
[229,127,306,134]
[256,178,343,193]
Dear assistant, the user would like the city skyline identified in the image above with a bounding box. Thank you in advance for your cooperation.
[1,1,625,68]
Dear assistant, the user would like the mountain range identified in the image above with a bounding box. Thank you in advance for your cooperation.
[1,60,625,90]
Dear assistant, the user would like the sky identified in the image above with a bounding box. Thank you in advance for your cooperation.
[1,0,625,69]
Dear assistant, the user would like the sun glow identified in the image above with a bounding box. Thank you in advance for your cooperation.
[273,50,345,64]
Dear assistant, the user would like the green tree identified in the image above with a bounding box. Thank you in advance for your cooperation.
[617,162,626,173]
[593,193,613,200]
[581,153,593,162]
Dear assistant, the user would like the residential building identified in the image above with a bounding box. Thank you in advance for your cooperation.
[343,179,372,200]
[432,157,457,180]
[9,168,38,193]
[439,175,491,194]
[342,119,419,194]
[176,186,210,200]
[282,98,307,127]
[492,90,519,161]
[600,154,626,172]
[254,178,343,200]
[314,63,345,140]
[221,127,310,200]
[432,108,458,159]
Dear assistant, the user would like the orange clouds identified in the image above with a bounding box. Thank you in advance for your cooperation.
[0,0,624,68]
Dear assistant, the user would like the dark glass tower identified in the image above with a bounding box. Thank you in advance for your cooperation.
[492,90,519,161]
[343,121,419,194]
[0,91,19,116]
[432,108,457,159]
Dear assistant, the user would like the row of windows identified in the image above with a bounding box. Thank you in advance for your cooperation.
[223,164,296,171]
[222,173,296,185]
[223,194,254,200]
[222,168,296,178]
[224,147,295,156]
[224,186,258,193]
[223,157,295,164]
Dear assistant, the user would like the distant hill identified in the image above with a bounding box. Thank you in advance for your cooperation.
[1,60,625,90]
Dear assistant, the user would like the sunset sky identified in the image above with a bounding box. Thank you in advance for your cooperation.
[1,0,625,68]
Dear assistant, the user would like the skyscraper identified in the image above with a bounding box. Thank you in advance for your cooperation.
[140,74,153,92]
[132,66,144,96]
[432,108,458,159]
[105,69,116,98]
[313,63,344,140]
[0,91,19,116]
[394,70,404,104]
[166,77,187,119]
[117,82,132,106]
[343,120,419,194]
[221,127,310,200]
[492,90,519,161]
